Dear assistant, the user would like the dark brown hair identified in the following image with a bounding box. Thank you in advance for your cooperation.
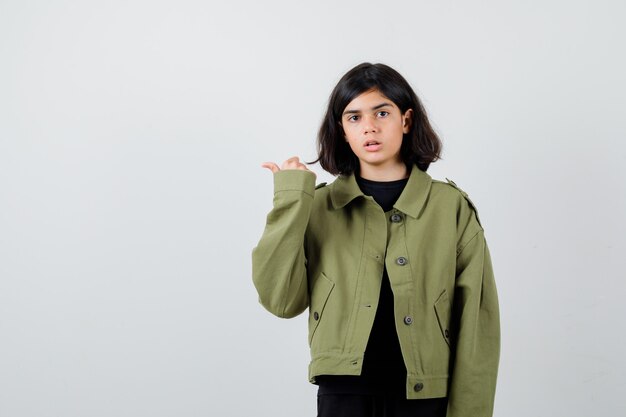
[310,62,442,176]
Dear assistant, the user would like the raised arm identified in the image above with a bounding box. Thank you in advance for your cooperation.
[251,157,316,318]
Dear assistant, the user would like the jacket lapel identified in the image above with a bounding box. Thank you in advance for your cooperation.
[330,164,433,218]
[394,164,433,219]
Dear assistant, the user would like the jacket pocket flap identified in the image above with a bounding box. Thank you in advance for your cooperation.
[308,272,335,344]
[434,289,452,348]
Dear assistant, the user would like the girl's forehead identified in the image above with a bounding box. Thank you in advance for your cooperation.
[344,88,398,109]
[354,88,386,99]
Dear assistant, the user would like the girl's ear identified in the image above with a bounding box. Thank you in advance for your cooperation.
[402,109,414,133]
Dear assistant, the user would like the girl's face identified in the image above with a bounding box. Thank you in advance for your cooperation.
[341,89,413,178]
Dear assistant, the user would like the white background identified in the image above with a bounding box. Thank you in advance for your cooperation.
[1,1,625,416]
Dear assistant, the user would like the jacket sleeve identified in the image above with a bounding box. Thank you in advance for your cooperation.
[447,229,500,417]
[251,169,315,318]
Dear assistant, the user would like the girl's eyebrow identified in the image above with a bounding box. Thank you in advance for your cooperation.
[343,102,393,116]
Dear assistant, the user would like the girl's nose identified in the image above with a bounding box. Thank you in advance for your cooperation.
[363,116,378,133]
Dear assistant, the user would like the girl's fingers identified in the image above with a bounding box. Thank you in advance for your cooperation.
[283,158,312,172]
[282,156,301,170]
[261,162,280,173]
[262,157,313,175]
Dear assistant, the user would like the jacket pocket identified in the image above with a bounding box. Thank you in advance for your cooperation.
[434,289,452,348]
[308,272,335,345]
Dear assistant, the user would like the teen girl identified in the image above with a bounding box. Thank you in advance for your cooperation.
[252,63,500,417]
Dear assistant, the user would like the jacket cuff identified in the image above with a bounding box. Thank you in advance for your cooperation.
[273,170,316,197]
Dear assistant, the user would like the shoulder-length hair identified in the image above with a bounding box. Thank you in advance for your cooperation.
[311,62,442,176]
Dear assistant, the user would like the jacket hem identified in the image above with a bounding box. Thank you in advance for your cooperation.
[308,353,449,399]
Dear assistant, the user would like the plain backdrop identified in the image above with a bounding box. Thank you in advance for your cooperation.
[1,1,625,416]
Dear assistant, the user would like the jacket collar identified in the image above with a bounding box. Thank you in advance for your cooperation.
[330,164,433,218]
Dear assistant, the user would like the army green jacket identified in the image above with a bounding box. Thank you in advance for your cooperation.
[251,163,500,416]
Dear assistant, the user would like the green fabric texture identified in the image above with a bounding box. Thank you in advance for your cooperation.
[252,164,500,416]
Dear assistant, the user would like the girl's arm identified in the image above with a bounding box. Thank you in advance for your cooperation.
[447,229,500,417]
[251,162,316,319]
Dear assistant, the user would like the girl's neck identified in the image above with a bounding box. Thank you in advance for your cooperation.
[358,162,409,182]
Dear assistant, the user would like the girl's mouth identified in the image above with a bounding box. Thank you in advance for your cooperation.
[364,141,382,151]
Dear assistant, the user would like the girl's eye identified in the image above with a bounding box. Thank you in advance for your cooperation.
[348,115,359,122]
[378,111,389,117]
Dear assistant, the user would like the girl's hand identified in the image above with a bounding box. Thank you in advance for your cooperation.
[261,156,315,177]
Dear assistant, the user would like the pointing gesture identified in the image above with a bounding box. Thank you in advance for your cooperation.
[261,156,315,177]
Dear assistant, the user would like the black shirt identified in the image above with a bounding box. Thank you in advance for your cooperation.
[316,174,409,395]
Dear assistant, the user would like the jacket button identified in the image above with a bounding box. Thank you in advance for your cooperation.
[403,316,413,325]
[414,382,424,392]
[396,257,408,266]
[390,213,403,223]
[444,329,449,338]
[313,311,319,321]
